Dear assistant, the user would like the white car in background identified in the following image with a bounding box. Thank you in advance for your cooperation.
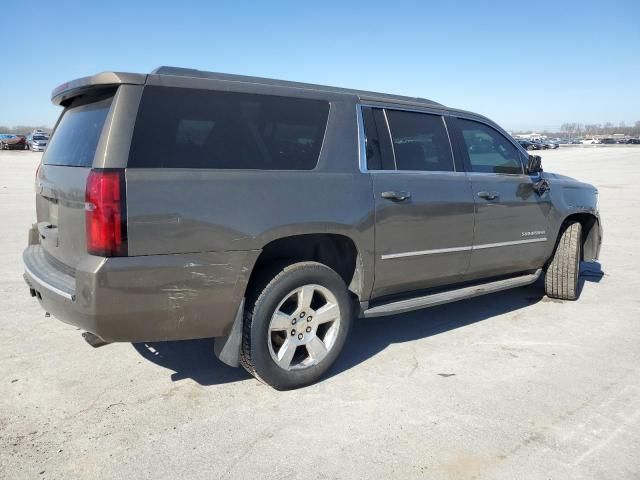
[27,134,49,152]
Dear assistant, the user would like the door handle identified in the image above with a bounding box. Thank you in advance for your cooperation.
[477,191,500,201]
[381,191,411,201]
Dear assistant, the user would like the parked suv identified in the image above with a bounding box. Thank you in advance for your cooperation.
[23,67,603,389]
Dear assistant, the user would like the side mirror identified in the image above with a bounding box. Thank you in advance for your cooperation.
[526,155,543,175]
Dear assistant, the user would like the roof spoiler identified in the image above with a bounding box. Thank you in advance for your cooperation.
[51,71,147,106]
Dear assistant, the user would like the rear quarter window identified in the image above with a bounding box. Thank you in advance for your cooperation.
[128,87,330,170]
[43,95,113,167]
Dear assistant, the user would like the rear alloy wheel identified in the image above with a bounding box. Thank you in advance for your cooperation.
[240,262,352,390]
[545,222,582,300]
[267,284,341,370]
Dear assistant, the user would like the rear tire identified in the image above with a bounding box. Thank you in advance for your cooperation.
[240,261,352,390]
[545,222,582,300]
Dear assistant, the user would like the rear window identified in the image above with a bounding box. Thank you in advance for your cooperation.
[43,95,113,167]
[128,86,330,170]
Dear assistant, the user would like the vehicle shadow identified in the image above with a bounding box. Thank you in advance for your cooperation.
[132,338,251,385]
[132,264,603,386]
[578,261,604,292]
[329,263,604,379]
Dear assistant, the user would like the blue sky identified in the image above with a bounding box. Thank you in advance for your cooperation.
[2,0,638,131]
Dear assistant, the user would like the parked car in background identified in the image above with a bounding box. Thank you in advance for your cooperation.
[626,138,640,144]
[516,139,539,150]
[532,140,550,150]
[581,138,600,144]
[600,138,616,144]
[0,134,28,150]
[27,134,49,152]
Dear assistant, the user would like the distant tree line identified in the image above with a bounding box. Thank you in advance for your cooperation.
[0,125,52,135]
[557,121,640,137]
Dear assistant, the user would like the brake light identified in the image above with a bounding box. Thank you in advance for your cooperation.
[85,169,127,256]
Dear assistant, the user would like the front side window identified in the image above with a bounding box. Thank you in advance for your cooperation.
[458,119,522,174]
[128,87,330,170]
[385,110,454,172]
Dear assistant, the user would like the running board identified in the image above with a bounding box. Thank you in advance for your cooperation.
[363,269,542,318]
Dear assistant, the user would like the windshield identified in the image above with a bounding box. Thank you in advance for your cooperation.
[43,95,113,167]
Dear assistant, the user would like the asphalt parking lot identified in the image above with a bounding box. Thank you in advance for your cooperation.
[1,146,639,480]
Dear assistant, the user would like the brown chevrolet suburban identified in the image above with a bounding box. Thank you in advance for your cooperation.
[24,67,602,389]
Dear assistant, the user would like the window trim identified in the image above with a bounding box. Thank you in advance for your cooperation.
[357,103,461,175]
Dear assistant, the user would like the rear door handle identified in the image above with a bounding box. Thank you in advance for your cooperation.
[381,191,411,201]
[477,191,499,200]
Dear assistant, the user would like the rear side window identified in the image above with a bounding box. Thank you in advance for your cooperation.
[43,95,113,167]
[385,110,454,172]
[128,87,330,170]
[457,119,523,174]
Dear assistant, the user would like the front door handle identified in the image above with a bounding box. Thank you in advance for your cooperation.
[477,191,500,201]
[381,191,411,201]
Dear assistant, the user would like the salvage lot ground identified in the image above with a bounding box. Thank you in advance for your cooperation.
[1,147,639,480]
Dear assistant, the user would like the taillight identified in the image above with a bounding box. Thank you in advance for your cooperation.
[85,169,127,257]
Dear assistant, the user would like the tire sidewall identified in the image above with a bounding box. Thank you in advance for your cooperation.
[248,263,352,390]
[573,230,582,293]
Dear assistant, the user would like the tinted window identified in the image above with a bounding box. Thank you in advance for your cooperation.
[385,110,454,172]
[362,107,398,170]
[458,119,522,174]
[43,96,112,167]
[128,87,330,170]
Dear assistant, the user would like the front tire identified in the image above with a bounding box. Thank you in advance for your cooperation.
[545,222,582,300]
[240,261,352,390]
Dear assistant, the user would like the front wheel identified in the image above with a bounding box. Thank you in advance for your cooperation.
[240,261,352,390]
[545,222,582,300]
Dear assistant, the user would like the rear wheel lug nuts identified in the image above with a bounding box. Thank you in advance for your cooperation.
[298,333,303,340]
[307,316,312,322]
[290,329,296,336]
[292,319,296,325]
[306,326,311,333]
[299,312,306,318]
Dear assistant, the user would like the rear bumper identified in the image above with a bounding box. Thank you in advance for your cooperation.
[23,244,259,342]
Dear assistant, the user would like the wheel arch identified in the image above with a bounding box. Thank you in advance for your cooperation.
[246,233,365,302]
[556,212,601,262]
[215,233,364,369]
